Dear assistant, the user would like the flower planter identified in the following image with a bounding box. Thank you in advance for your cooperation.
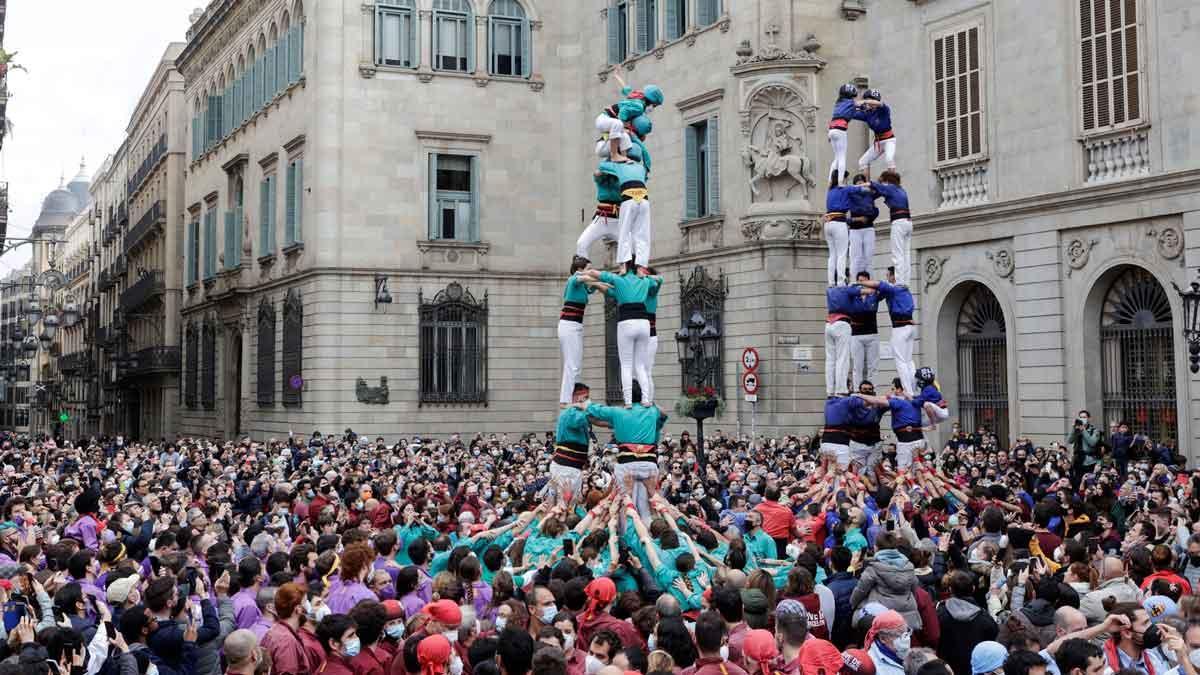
[690,398,719,421]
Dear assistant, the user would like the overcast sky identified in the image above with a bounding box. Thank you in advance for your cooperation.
[1,0,200,274]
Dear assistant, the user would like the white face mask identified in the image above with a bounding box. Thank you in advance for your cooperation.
[450,655,464,675]
[894,632,912,657]
[562,633,575,651]
[720,645,730,661]
[494,617,508,632]
[443,629,459,644]
[540,604,558,624]
[647,634,656,651]
[585,655,603,675]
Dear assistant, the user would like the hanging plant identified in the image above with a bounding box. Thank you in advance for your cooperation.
[674,385,725,418]
[0,49,28,79]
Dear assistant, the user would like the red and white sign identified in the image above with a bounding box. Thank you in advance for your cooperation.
[742,371,760,395]
[741,347,760,372]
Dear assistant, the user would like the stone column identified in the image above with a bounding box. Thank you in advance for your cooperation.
[474,15,489,84]
[418,10,434,81]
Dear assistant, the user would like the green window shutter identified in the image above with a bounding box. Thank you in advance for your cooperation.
[469,155,480,242]
[608,3,621,64]
[521,18,531,77]
[666,0,679,39]
[279,32,289,90]
[428,153,438,239]
[267,45,277,95]
[269,176,277,252]
[466,15,475,73]
[684,125,699,219]
[294,159,303,243]
[637,0,650,52]
[291,25,302,82]
[185,221,195,285]
[707,116,720,215]
[259,178,271,253]
[285,162,297,245]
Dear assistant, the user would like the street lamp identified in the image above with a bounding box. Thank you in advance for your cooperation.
[26,300,42,325]
[21,336,38,357]
[1175,279,1200,374]
[674,309,723,474]
[62,300,79,328]
[40,314,59,348]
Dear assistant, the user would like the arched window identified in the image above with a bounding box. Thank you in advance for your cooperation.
[419,282,488,404]
[678,266,726,394]
[434,0,473,72]
[955,283,1008,447]
[1100,267,1176,440]
[488,0,529,77]
[257,298,275,406]
[281,288,303,406]
[376,0,417,68]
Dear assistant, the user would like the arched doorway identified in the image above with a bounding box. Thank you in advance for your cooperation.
[956,283,1008,447]
[1100,267,1177,440]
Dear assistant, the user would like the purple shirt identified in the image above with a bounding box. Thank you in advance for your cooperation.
[232,587,262,630]
[66,515,100,551]
[400,592,425,620]
[417,567,433,603]
[466,581,494,622]
[327,581,378,615]
[250,616,273,641]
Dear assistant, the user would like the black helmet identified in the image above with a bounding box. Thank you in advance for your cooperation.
[864,88,882,101]
[838,83,859,99]
[916,367,935,385]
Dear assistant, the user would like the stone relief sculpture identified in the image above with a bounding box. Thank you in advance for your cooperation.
[356,376,390,404]
[743,117,816,202]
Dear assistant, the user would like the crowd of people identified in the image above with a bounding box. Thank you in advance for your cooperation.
[0,413,1189,675]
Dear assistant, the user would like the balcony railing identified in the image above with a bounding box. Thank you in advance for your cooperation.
[125,200,164,254]
[119,270,165,313]
[122,346,181,378]
[127,135,168,197]
[59,350,87,374]
[117,204,128,226]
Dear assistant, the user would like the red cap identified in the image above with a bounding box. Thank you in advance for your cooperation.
[381,599,404,620]
[422,600,462,626]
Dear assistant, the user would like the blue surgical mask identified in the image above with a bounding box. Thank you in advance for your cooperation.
[541,604,558,624]
[385,623,405,640]
[343,637,361,657]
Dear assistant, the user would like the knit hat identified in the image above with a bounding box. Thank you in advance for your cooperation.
[107,575,140,605]
[971,641,1008,675]
[743,629,779,675]
[843,649,876,675]
[422,600,462,626]
[741,589,769,623]
[1144,595,1179,624]
[418,634,452,675]
[582,577,617,622]
[799,638,844,675]
[775,599,806,618]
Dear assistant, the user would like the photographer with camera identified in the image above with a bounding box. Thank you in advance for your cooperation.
[1067,410,1100,488]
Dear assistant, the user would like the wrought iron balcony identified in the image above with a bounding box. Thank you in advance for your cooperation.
[58,350,86,374]
[122,345,181,378]
[119,270,165,314]
[127,135,167,198]
[124,200,164,254]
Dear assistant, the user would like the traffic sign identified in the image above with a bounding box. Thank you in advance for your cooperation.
[742,371,760,395]
[741,347,759,372]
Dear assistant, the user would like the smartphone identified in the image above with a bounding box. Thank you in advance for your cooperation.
[3,601,26,632]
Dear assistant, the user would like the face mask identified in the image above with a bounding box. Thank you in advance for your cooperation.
[586,655,603,675]
[386,494,400,504]
[541,604,558,624]
[342,637,361,657]
[306,490,316,499]
[499,492,510,501]
[1139,624,1162,650]
[122,522,135,535]
[1190,555,1200,567]
[146,665,159,675]
[443,629,459,644]
[894,632,912,657]
[720,646,730,660]
[314,604,331,623]
[563,634,575,651]
[385,623,405,640]
[494,616,508,632]
[450,655,464,675]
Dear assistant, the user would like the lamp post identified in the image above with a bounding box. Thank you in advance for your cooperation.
[674,309,722,474]
[1175,279,1200,374]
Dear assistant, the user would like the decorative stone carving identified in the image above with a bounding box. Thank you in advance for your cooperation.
[923,256,950,291]
[718,17,731,33]
[1065,238,1098,277]
[740,86,818,206]
[1149,226,1183,260]
[841,0,867,21]
[986,248,1015,280]
[735,40,753,61]
[597,67,611,83]
[418,70,434,84]
[740,217,821,241]
[359,63,377,79]
[356,376,390,405]
[801,33,822,53]
[654,46,666,59]
[685,32,698,46]
[680,217,724,254]
[528,77,545,93]
[736,22,821,65]
[1084,127,1150,184]
[417,240,491,271]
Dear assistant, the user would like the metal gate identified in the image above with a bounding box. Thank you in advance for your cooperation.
[1100,268,1177,441]
[956,283,1009,447]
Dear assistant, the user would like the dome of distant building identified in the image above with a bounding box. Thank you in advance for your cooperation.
[66,160,91,208]
[33,175,85,233]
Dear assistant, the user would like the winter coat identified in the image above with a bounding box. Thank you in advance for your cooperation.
[825,570,857,648]
[936,597,999,675]
[1081,577,1142,625]
[850,549,923,629]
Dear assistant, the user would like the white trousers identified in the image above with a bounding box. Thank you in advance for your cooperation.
[558,320,584,405]
[891,324,917,395]
[849,440,880,471]
[824,321,852,396]
[824,220,849,287]
[891,218,913,287]
[595,114,631,154]
[576,214,620,260]
[617,319,653,406]
[616,199,651,267]
[896,438,926,470]
[850,333,879,388]
[828,128,848,186]
[547,463,584,504]
[849,227,875,280]
[821,442,850,470]
[648,334,658,376]
[924,401,951,424]
[614,461,659,523]
[858,137,897,172]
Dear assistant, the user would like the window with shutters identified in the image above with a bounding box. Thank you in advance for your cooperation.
[285,158,303,246]
[489,0,530,77]
[419,282,488,404]
[259,174,276,256]
[203,208,218,279]
[637,0,657,53]
[666,0,686,40]
[434,0,473,72]
[201,320,216,410]
[185,323,198,408]
[186,219,200,286]
[608,1,629,64]
[428,154,479,242]
[1080,0,1141,133]
[932,23,985,165]
[696,0,720,26]
[257,299,275,407]
[684,117,721,220]
[377,0,418,68]
[281,289,303,406]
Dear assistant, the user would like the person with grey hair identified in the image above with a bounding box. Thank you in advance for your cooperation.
[459,603,479,649]
[655,593,681,620]
[250,532,275,560]
[223,629,265,675]
[905,648,938,675]
[251,587,278,641]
